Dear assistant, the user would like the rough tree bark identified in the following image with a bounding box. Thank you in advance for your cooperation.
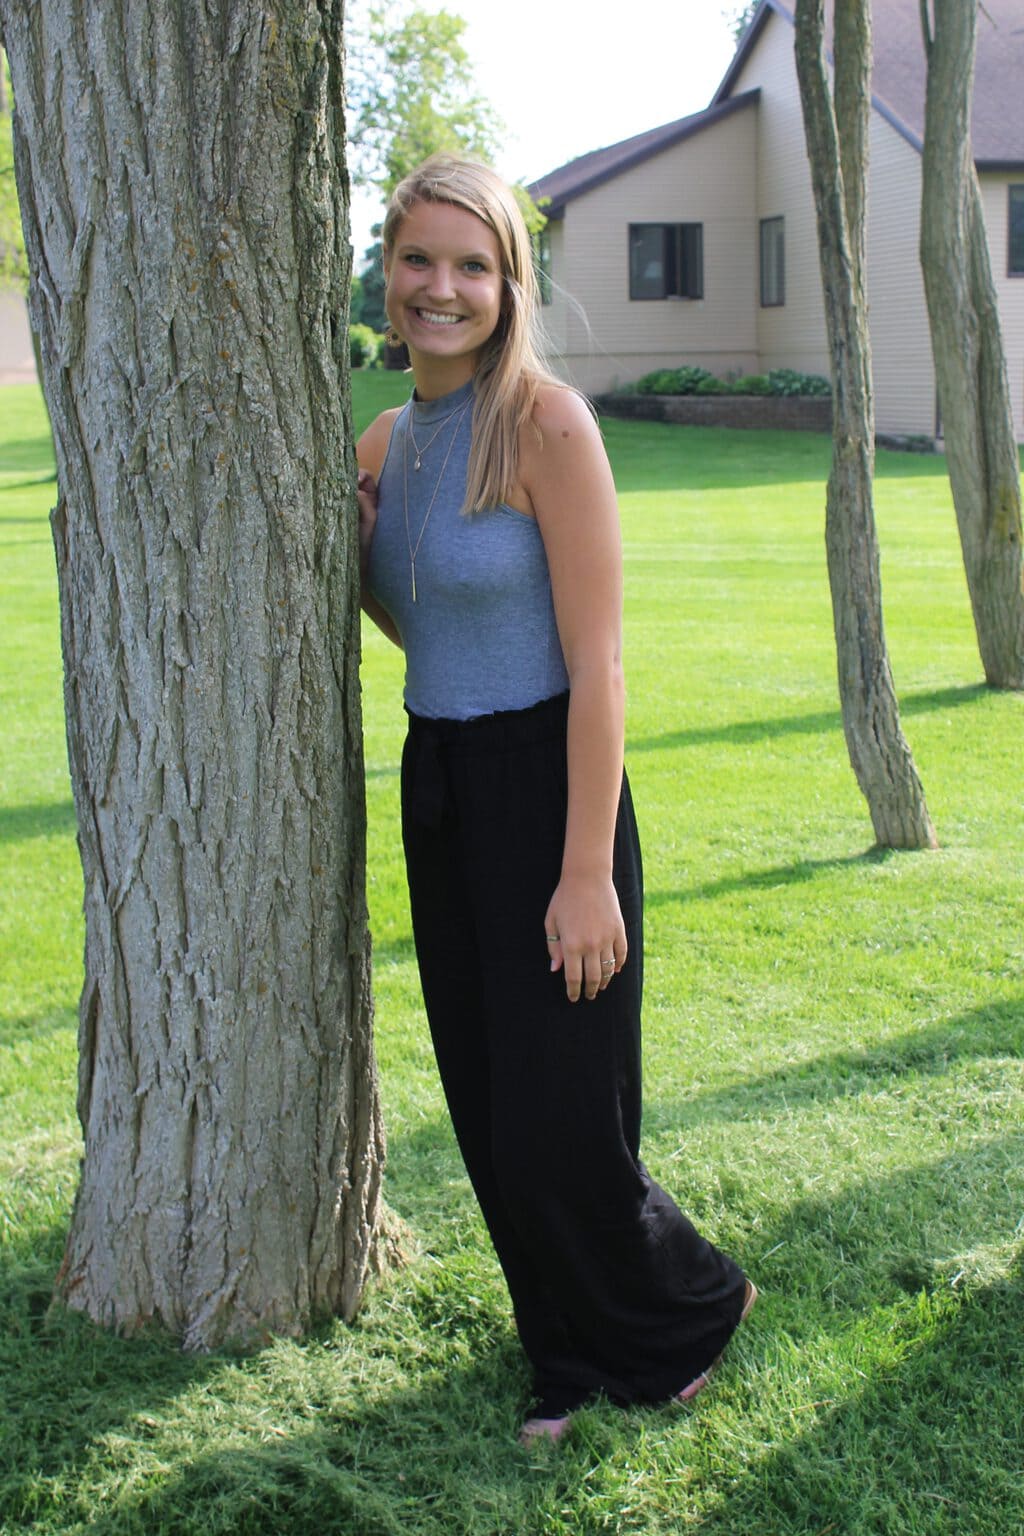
[919,0,1024,689]
[795,0,937,849]
[1,0,389,1346]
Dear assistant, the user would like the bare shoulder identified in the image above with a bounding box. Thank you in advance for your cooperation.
[357,407,403,479]
[519,382,612,503]
[528,382,601,449]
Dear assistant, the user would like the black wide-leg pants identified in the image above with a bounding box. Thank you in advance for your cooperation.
[401,691,747,1417]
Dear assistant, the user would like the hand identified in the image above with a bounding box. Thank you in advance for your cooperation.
[544,874,628,1003]
[357,468,378,582]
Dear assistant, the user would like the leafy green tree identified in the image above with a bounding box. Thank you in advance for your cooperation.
[348,4,504,197]
[358,232,389,333]
[724,1,760,44]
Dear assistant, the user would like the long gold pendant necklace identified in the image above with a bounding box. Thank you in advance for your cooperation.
[403,399,471,603]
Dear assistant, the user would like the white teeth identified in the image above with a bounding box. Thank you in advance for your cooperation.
[417,310,462,326]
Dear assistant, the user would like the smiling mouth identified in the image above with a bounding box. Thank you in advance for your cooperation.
[415,309,464,326]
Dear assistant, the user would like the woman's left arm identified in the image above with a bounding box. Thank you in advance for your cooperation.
[521,387,628,1004]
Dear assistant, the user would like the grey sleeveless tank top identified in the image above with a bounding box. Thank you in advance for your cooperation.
[367,378,570,720]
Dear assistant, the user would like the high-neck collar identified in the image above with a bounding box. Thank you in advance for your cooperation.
[410,376,476,424]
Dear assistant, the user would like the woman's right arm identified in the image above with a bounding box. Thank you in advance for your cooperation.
[357,411,404,650]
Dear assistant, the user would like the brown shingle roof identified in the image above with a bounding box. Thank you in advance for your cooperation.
[531,0,1024,211]
[717,0,1024,167]
[526,91,760,215]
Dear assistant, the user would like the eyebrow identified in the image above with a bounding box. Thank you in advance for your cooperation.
[397,243,495,263]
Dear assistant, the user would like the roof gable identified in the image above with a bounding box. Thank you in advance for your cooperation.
[527,91,759,215]
[717,0,1024,167]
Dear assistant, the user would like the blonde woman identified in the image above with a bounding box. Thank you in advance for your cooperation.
[357,155,755,1445]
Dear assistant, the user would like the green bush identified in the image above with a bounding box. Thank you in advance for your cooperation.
[635,365,714,396]
[350,323,383,369]
[767,367,831,397]
[729,373,773,395]
[695,374,729,395]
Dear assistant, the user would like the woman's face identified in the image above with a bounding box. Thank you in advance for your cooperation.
[384,199,504,379]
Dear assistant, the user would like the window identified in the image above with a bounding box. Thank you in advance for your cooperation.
[760,216,785,306]
[1009,186,1024,276]
[532,227,553,305]
[628,223,703,300]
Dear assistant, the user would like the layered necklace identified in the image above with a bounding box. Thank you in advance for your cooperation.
[402,396,472,603]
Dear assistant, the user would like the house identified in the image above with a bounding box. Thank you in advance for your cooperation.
[527,0,1024,441]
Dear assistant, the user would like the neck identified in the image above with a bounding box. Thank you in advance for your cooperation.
[409,353,478,402]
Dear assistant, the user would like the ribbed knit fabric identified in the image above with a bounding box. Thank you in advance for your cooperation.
[367,378,570,720]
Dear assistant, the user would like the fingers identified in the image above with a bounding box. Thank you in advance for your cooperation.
[550,935,628,1003]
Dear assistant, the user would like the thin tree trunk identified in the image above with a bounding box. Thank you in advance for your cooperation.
[919,0,1024,689]
[1,0,389,1346]
[795,0,937,850]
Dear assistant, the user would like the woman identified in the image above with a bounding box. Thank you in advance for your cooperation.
[357,154,755,1445]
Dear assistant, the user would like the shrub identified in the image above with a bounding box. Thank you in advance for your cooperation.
[350,324,382,369]
[635,365,714,395]
[767,367,832,397]
[729,373,773,395]
[695,374,729,394]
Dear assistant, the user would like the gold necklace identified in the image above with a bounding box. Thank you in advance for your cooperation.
[402,400,471,603]
[408,400,466,470]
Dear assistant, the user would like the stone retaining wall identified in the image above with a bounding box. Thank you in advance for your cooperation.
[594,392,832,433]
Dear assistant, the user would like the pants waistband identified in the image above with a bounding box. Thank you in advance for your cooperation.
[405,690,569,757]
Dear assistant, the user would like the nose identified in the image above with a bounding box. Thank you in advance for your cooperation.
[425,262,456,302]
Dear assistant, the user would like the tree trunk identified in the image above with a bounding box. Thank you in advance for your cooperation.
[919,0,1024,690]
[795,0,937,850]
[1,0,388,1347]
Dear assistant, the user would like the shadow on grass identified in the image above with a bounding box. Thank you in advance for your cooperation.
[0,1233,226,1528]
[647,995,1024,1136]
[4,1146,1020,1535]
[646,847,891,909]
[689,1261,1024,1536]
[0,799,76,845]
[627,682,989,757]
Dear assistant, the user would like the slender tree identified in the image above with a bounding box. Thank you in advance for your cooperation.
[919,0,1024,689]
[794,0,937,849]
[1,0,389,1346]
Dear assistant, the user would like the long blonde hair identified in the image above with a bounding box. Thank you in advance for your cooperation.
[381,155,567,514]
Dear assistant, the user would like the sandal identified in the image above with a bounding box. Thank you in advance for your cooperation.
[675,1278,758,1404]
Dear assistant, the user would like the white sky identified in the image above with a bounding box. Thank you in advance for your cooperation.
[349,0,741,258]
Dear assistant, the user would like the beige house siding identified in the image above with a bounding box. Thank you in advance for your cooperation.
[540,7,1024,438]
[541,219,569,357]
[865,117,936,438]
[732,13,828,376]
[549,104,759,394]
[982,173,1024,441]
[0,287,35,384]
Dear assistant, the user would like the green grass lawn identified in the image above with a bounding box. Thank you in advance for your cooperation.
[2,373,1022,1535]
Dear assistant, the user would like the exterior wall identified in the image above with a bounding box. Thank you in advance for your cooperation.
[541,9,1024,438]
[540,218,569,356]
[0,287,36,384]
[549,104,760,393]
[865,117,935,438]
[732,14,829,378]
[981,173,1024,441]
